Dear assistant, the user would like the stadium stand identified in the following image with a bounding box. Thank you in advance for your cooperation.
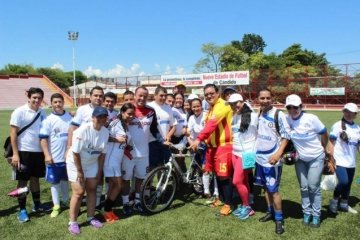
[0,74,73,109]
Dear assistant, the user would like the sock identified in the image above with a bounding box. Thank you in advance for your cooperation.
[96,185,103,207]
[32,191,41,207]
[122,195,129,205]
[268,205,274,214]
[104,198,115,212]
[213,176,219,197]
[202,174,210,195]
[60,181,69,203]
[105,182,109,197]
[135,193,140,204]
[51,183,61,206]
[274,210,283,221]
[18,195,27,210]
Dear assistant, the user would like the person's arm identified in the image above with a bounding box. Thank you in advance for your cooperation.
[40,138,53,165]
[10,125,20,169]
[166,126,176,142]
[269,111,291,165]
[269,138,289,165]
[67,125,78,150]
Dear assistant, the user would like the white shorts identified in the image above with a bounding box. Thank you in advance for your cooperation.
[103,154,123,177]
[66,160,99,183]
[121,156,148,180]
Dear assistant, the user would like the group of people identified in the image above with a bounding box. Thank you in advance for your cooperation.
[8,83,359,236]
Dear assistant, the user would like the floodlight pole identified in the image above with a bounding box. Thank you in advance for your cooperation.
[68,31,79,106]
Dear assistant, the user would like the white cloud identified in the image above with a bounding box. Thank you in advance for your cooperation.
[83,63,145,78]
[154,63,161,70]
[51,63,64,70]
[163,65,172,75]
[175,66,186,74]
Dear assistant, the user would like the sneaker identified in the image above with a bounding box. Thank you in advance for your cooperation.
[133,202,144,213]
[103,211,118,223]
[238,206,255,220]
[347,206,358,214]
[68,222,80,235]
[329,199,338,214]
[232,205,243,216]
[209,198,223,208]
[8,187,29,198]
[123,203,133,216]
[17,209,29,223]
[310,216,320,228]
[303,213,311,226]
[50,205,60,218]
[32,203,52,213]
[275,220,285,234]
[219,204,232,216]
[88,217,103,229]
[259,212,273,222]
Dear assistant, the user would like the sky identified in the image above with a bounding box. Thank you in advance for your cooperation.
[1,0,360,78]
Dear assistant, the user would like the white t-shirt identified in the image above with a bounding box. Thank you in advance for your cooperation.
[39,111,72,163]
[66,122,109,166]
[172,107,187,137]
[329,120,360,168]
[128,107,156,158]
[232,112,258,157]
[71,104,94,127]
[187,112,206,140]
[107,109,118,122]
[148,101,177,140]
[10,104,47,152]
[105,119,131,163]
[256,107,291,167]
[287,112,326,162]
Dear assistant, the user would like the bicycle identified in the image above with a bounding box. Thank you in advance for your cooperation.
[140,143,204,214]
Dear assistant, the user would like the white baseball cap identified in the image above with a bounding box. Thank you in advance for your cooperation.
[187,94,199,100]
[343,103,358,113]
[285,94,302,107]
[227,93,244,103]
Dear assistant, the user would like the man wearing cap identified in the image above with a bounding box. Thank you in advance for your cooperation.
[328,103,360,215]
[190,83,234,216]
[66,106,110,235]
[285,94,329,228]
[222,86,237,101]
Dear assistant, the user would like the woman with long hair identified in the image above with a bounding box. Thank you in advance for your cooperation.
[228,94,258,220]
[103,103,135,222]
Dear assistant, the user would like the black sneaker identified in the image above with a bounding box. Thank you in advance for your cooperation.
[123,204,133,216]
[133,202,144,214]
[259,212,273,222]
[275,220,285,235]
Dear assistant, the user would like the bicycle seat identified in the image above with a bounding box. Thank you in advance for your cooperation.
[170,143,188,154]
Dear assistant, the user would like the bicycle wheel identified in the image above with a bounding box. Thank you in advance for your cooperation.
[140,166,177,214]
[190,165,204,195]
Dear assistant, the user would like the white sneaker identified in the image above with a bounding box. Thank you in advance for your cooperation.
[329,199,338,214]
[347,206,358,214]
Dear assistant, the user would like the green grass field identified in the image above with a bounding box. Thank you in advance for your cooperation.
[0,110,359,240]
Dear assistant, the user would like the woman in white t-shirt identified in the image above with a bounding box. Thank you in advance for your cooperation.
[187,98,219,202]
[103,103,135,222]
[228,94,258,220]
[285,94,328,228]
[66,106,109,235]
[328,103,360,214]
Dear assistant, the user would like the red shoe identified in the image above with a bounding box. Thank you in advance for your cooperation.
[103,211,118,223]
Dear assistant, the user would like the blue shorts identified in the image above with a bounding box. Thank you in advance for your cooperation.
[45,162,68,184]
[254,163,282,193]
[149,141,171,168]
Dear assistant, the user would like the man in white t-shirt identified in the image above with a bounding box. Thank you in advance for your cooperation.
[103,91,119,123]
[9,87,48,223]
[255,88,290,235]
[121,86,160,214]
[148,86,177,168]
[39,93,72,218]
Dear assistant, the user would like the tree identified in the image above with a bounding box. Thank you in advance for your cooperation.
[194,43,224,73]
[220,44,248,71]
[233,33,267,55]
[280,44,329,67]
[0,64,37,75]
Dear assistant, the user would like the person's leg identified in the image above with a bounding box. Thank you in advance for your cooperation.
[339,167,356,213]
[60,180,69,204]
[295,160,311,221]
[330,165,348,213]
[306,156,324,225]
[121,155,135,214]
[232,155,250,206]
[69,182,85,222]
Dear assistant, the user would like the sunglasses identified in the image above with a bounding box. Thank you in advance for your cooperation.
[286,105,300,110]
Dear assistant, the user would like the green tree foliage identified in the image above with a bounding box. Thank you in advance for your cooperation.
[0,64,37,75]
[221,44,248,71]
[234,33,267,55]
[194,43,224,73]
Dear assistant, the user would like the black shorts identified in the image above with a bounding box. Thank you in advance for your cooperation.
[16,151,45,181]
